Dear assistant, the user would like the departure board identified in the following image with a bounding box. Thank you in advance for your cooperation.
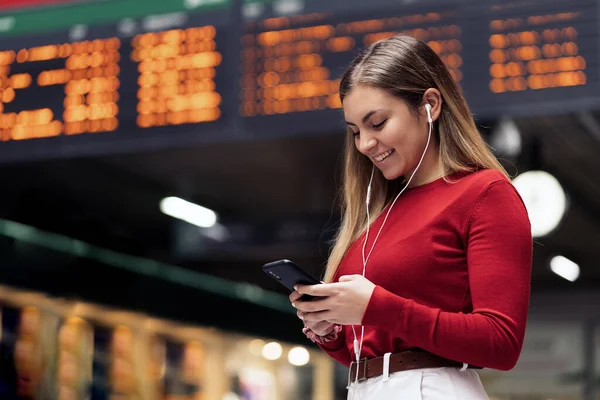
[0,38,121,141]
[0,5,232,162]
[240,11,462,116]
[2,0,600,162]
[240,0,600,135]
[461,0,599,116]
[240,0,464,135]
[131,26,223,129]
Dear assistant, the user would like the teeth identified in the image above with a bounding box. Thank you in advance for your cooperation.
[375,149,394,162]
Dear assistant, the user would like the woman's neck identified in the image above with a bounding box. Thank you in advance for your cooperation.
[406,143,444,188]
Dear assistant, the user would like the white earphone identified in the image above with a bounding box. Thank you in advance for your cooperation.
[425,102,433,124]
[349,103,434,388]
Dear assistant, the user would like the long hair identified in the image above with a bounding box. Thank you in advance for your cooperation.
[324,34,508,282]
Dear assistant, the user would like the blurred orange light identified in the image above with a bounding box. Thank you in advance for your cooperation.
[2,87,15,103]
[28,45,59,62]
[16,49,28,63]
[0,50,16,65]
[10,73,32,89]
[489,79,506,93]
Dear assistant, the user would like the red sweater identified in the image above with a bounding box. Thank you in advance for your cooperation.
[318,169,532,371]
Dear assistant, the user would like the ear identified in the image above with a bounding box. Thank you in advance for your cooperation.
[421,88,443,123]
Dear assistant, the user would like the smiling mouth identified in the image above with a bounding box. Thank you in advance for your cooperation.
[374,149,395,163]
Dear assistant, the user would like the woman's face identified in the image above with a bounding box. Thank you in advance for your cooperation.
[343,85,433,181]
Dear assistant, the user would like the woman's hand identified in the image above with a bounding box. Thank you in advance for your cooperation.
[291,275,376,325]
[289,290,335,336]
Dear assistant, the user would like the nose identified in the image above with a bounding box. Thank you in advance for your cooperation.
[358,133,377,155]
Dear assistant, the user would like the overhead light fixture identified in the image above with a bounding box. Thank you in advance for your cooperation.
[287,346,310,366]
[512,170,567,238]
[159,196,217,228]
[491,117,522,157]
[248,339,266,356]
[550,255,580,282]
[262,342,282,361]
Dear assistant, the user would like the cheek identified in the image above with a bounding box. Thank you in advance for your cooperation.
[383,120,411,148]
[390,117,425,147]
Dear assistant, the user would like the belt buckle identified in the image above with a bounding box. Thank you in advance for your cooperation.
[347,358,369,388]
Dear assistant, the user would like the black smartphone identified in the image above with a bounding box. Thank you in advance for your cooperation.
[263,259,322,301]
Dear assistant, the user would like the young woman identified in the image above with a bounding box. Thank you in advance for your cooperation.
[290,34,532,399]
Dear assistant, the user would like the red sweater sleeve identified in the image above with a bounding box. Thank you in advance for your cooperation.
[362,180,532,370]
[317,327,353,367]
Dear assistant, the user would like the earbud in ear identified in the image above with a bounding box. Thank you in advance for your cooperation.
[425,103,432,124]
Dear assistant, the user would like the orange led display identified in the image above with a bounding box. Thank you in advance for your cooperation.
[240,11,463,116]
[488,12,587,93]
[0,38,121,142]
[132,26,222,128]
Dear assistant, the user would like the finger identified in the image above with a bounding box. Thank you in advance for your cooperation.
[293,297,329,313]
[305,321,335,336]
[295,283,338,297]
[301,310,332,322]
[315,321,336,335]
[289,290,303,302]
[303,318,330,330]
[311,320,333,331]
[338,274,359,282]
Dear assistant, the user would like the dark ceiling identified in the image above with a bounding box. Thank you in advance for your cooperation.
[0,111,599,340]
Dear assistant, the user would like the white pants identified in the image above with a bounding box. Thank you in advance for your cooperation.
[347,367,489,400]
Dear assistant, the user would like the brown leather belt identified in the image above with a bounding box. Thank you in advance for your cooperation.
[348,350,481,385]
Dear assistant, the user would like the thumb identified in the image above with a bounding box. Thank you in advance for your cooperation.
[338,274,360,282]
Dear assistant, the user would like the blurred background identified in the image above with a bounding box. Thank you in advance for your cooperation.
[0,0,599,399]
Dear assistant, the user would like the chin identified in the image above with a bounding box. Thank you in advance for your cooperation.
[381,168,404,181]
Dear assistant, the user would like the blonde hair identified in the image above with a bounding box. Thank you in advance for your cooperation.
[324,34,508,282]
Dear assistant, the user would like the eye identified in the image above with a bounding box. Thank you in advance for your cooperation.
[372,119,387,129]
[347,128,359,137]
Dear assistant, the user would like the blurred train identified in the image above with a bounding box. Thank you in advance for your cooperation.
[0,285,336,400]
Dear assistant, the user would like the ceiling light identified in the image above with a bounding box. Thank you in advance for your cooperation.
[159,196,217,228]
[262,342,282,360]
[512,170,567,238]
[491,117,522,157]
[287,346,310,366]
[550,256,580,282]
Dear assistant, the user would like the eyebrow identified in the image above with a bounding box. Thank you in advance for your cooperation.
[345,110,379,126]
